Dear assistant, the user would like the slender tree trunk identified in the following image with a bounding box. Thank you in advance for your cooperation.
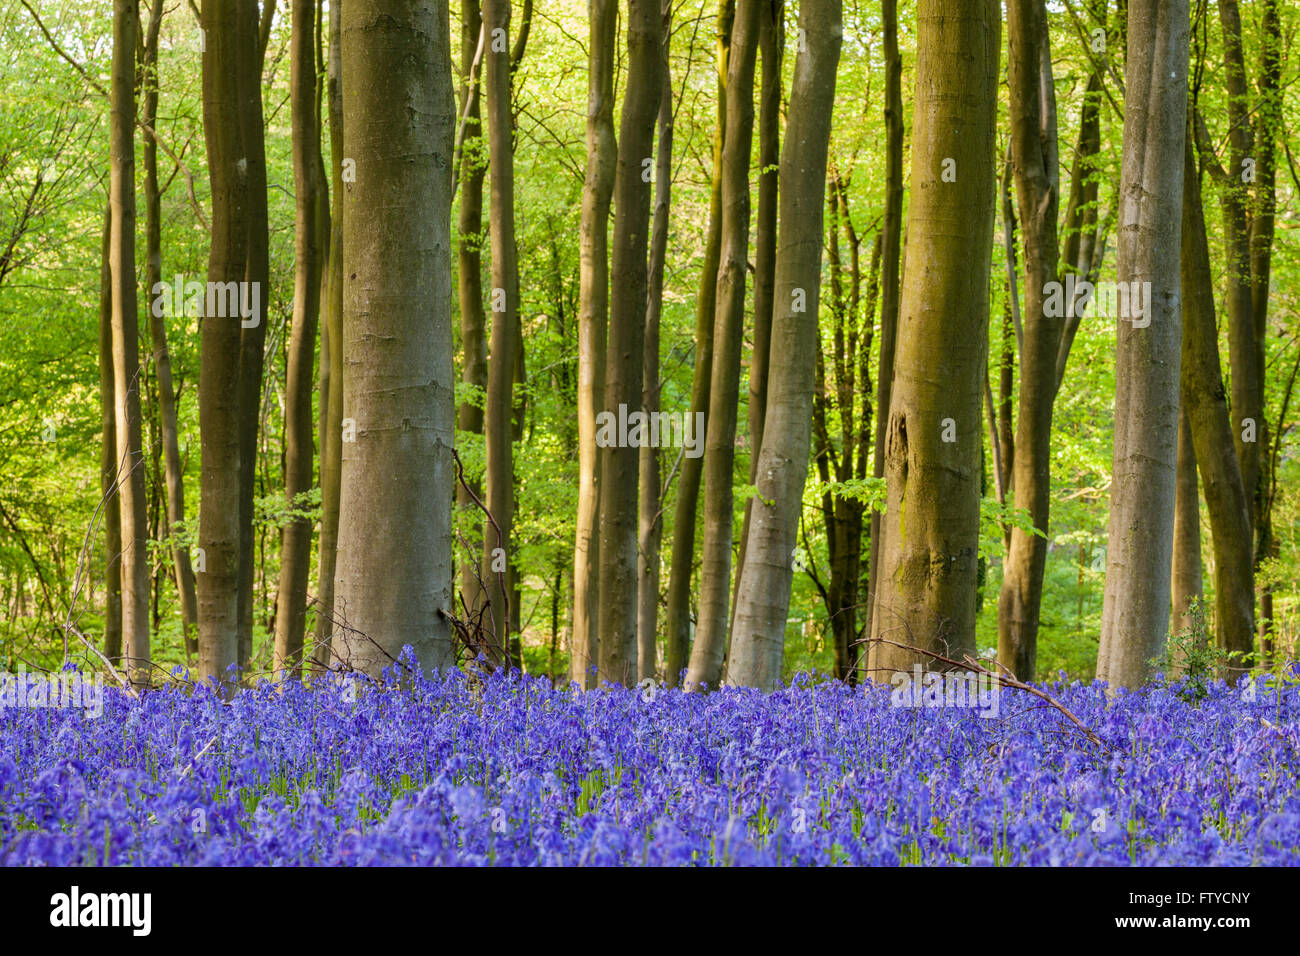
[198,0,249,687]
[727,0,841,690]
[685,0,758,691]
[98,204,123,664]
[1251,0,1281,663]
[274,0,327,680]
[478,0,518,660]
[637,0,673,682]
[997,0,1060,682]
[1170,405,1202,655]
[863,0,903,650]
[597,0,664,686]
[234,0,271,675]
[570,0,618,687]
[664,0,733,687]
[457,0,488,614]
[138,0,199,661]
[332,0,456,676]
[1215,0,1262,542]
[731,0,782,624]
[1180,124,1254,669]
[867,0,999,676]
[110,0,149,686]
[1097,0,1189,690]
[313,0,343,672]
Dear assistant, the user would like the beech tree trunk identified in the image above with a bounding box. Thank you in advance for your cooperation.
[863,0,903,650]
[457,0,488,615]
[1170,406,1202,655]
[571,0,617,687]
[1180,124,1254,669]
[98,204,123,664]
[110,0,149,686]
[198,0,249,687]
[1097,0,1189,690]
[685,0,758,691]
[274,0,327,680]
[597,0,664,686]
[479,0,518,660]
[663,0,733,687]
[332,0,456,676]
[637,0,673,682]
[314,0,343,672]
[868,0,999,677]
[997,0,1059,682]
[727,0,841,691]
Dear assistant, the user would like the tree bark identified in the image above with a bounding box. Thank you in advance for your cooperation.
[1097,0,1189,690]
[1180,124,1254,669]
[863,0,903,650]
[478,0,519,660]
[637,0,673,682]
[663,0,733,687]
[98,204,123,664]
[597,0,664,686]
[274,0,327,680]
[731,0,782,627]
[457,0,488,615]
[570,0,618,687]
[685,0,758,691]
[313,0,343,672]
[332,0,456,676]
[198,0,250,688]
[727,0,840,691]
[1170,406,1202,654]
[110,0,149,686]
[997,0,1060,682]
[867,0,999,677]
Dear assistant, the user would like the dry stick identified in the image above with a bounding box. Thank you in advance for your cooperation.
[860,636,1107,751]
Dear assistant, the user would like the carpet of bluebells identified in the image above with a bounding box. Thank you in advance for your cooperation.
[2,655,1299,865]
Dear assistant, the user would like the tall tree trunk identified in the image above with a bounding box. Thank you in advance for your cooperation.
[139,0,198,661]
[98,204,123,664]
[867,0,999,676]
[1180,123,1254,669]
[597,0,665,686]
[110,0,149,686]
[863,0,903,651]
[332,0,456,676]
[1097,0,1189,690]
[637,0,673,682]
[1251,0,1281,663]
[479,0,518,661]
[663,0,733,687]
[274,0,327,680]
[727,0,840,690]
[457,0,488,615]
[685,0,758,691]
[1170,405,1202,654]
[1214,0,1262,543]
[997,0,1060,682]
[234,0,271,675]
[313,0,343,672]
[198,0,250,687]
[731,0,782,626]
[570,0,618,687]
